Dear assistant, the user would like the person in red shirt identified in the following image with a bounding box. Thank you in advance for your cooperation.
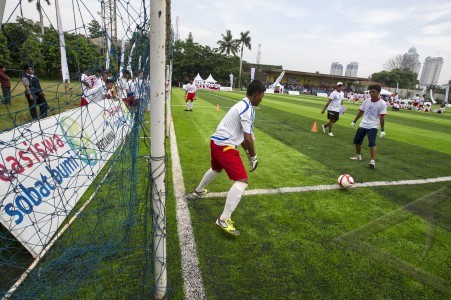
[0,65,11,105]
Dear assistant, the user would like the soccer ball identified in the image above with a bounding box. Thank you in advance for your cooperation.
[338,174,354,189]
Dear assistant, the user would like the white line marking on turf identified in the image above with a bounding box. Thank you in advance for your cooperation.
[199,176,451,199]
[170,120,206,300]
[206,93,261,109]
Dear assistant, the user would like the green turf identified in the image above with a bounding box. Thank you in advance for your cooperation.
[172,88,451,299]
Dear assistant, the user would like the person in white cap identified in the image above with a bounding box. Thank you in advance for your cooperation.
[321,82,344,136]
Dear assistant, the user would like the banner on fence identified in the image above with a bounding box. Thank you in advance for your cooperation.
[0,99,132,257]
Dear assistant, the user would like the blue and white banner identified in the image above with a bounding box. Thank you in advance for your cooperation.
[0,100,132,257]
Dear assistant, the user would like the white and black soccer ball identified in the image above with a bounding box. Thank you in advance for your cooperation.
[338,174,354,189]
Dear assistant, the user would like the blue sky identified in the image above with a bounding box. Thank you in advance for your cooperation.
[3,0,451,85]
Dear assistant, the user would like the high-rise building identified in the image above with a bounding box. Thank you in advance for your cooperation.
[345,61,359,77]
[404,47,421,75]
[330,62,343,76]
[420,57,444,86]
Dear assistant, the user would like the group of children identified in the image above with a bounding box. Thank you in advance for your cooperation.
[80,69,148,109]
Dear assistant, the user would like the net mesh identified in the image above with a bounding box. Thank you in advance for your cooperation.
[0,0,164,298]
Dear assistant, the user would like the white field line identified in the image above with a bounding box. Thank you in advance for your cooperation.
[170,120,206,300]
[199,176,451,199]
[172,105,221,108]
[206,93,260,109]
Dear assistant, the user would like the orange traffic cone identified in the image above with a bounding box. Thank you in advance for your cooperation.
[311,122,317,132]
[216,104,220,111]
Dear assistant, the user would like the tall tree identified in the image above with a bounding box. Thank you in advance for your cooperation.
[384,54,418,73]
[0,31,12,66]
[28,0,51,40]
[216,30,239,57]
[87,20,103,39]
[237,30,251,88]
[370,69,419,89]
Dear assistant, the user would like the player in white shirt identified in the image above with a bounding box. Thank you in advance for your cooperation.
[188,80,266,236]
[350,84,387,169]
[321,82,344,136]
[184,78,197,111]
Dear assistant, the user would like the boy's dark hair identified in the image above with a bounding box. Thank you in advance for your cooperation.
[106,79,115,84]
[368,84,381,92]
[24,64,33,71]
[0,65,4,69]
[246,80,266,96]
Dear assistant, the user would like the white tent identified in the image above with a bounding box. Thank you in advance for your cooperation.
[380,88,393,96]
[194,73,203,82]
[366,88,393,96]
[205,74,217,83]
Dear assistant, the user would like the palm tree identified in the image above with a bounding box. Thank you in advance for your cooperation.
[28,0,51,40]
[237,31,251,89]
[216,30,239,57]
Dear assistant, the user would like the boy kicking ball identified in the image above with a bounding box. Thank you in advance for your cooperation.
[350,84,387,169]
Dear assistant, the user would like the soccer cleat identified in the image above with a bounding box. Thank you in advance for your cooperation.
[193,188,207,196]
[185,189,208,200]
[350,155,362,161]
[215,218,240,236]
[321,125,326,133]
[328,132,334,137]
[369,160,376,169]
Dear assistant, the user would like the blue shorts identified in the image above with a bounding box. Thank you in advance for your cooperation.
[353,127,378,147]
[327,110,340,121]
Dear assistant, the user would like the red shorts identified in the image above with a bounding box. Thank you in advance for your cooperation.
[413,102,418,106]
[123,96,136,107]
[81,97,89,106]
[210,140,247,181]
[186,93,196,101]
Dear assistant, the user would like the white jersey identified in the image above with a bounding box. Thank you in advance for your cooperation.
[211,97,255,147]
[92,76,103,89]
[358,98,387,129]
[186,83,196,94]
[81,73,95,95]
[327,90,344,112]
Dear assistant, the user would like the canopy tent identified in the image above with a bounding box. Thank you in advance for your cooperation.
[380,88,393,96]
[194,73,204,82]
[366,88,393,96]
[205,74,217,83]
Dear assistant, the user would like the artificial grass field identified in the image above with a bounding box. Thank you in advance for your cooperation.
[170,87,450,299]
[1,84,449,298]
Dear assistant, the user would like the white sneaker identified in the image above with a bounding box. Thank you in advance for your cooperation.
[321,125,326,133]
[350,155,362,160]
[369,160,376,169]
[328,132,334,137]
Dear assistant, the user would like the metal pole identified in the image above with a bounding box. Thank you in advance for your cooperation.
[165,63,172,137]
[0,0,6,24]
[149,1,167,299]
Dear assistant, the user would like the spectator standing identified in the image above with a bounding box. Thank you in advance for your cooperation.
[22,64,48,120]
[321,82,344,136]
[81,69,94,106]
[350,84,387,169]
[0,65,11,105]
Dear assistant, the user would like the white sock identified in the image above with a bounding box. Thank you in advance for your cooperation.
[189,101,193,109]
[220,181,248,220]
[185,102,189,110]
[195,168,219,192]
